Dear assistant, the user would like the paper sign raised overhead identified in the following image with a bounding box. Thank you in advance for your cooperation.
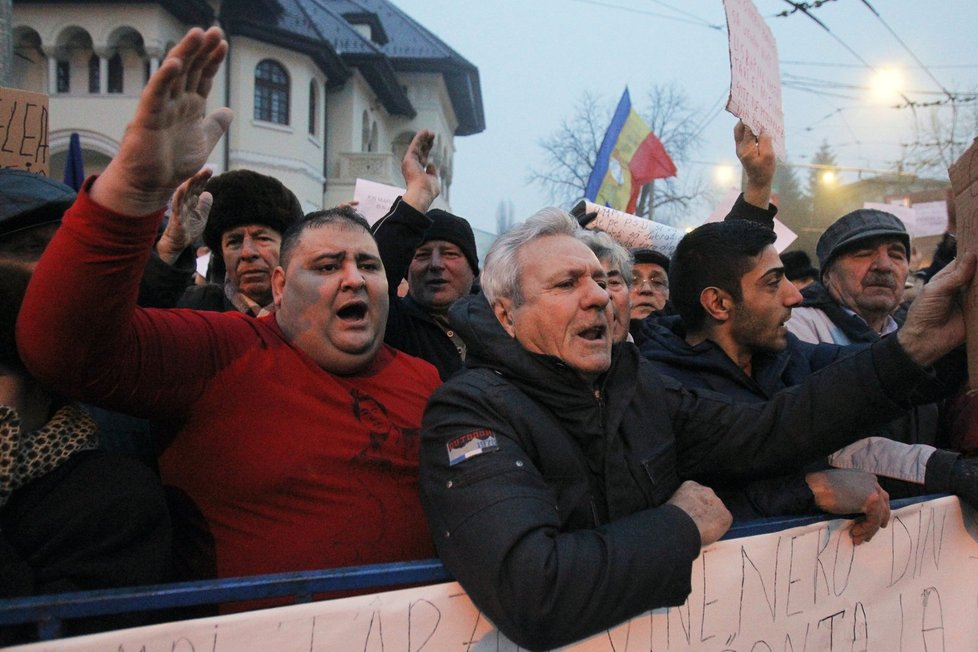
[353,178,405,226]
[0,87,50,175]
[723,0,786,160]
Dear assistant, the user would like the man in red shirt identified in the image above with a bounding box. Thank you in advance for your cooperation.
[17,27,440,585]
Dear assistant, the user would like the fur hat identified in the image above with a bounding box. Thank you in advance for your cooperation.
[0,169,75,240]
[202,170,304,252]
[816,209,910,276]
[422,209,479,275]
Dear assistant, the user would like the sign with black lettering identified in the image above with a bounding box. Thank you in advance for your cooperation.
[724,0,786,160]
[12,497,978,651]
[0,87,50,175]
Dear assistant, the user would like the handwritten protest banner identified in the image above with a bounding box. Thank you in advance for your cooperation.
[0,87,49,175]
[353,178,405,226]
[723,0,786,160]
[948,138,978,387]
[15,497,978,651]
[573,199,685,257]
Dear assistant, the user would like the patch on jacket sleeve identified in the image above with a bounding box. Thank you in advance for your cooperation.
[447,429,499,466]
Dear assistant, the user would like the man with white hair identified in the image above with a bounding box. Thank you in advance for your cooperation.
[419,206,975,650]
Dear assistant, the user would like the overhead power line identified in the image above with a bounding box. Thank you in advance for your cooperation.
[857,0,954,101]
[568,0,723,30]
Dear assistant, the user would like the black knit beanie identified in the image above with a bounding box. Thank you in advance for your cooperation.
[423,209,479,275]
[202,170,304,252]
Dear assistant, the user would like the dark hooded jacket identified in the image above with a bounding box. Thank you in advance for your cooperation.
[419,293,943,650]
[641,316,960,505]
[639,315,847,400]
[639,316,852,518]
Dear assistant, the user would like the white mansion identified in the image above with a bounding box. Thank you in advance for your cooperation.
[10,0,484,213]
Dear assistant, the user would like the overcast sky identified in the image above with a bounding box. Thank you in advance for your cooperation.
[390,0,978,234]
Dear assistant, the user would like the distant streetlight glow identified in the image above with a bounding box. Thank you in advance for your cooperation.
[820,170,837,185]
[714,164,736,187]
[870,68,903,103]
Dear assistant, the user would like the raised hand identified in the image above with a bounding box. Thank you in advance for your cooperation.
[734,120,775,209]
[401,129,440,213]
[898,251,977,367]
[91,27,234,217]
[157,168,213,264]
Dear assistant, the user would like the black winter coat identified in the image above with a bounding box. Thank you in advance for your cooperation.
[420,294,937,650]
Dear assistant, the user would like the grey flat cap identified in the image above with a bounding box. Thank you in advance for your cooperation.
[816,208,910,274]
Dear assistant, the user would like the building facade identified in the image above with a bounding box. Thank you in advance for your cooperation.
[10,0,484,213]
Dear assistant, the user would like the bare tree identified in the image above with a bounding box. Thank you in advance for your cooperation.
[528,93,607,207]
[898,94,978,177]
[635,83,707,221]
[529,84,708,226]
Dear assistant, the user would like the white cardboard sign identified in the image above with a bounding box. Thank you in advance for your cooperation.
[724,0,787,160]
[353,178,405,226]
[16,497,978,651]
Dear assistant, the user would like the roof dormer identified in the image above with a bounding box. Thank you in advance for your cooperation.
[342,12,388,46]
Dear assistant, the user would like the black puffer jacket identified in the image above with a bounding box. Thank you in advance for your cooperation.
[420,293,936,650]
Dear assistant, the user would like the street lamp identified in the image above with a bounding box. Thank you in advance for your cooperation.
[870,67,904,104]
[714,164,736,187]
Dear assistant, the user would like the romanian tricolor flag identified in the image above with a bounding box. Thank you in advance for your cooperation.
[585,88,677,214]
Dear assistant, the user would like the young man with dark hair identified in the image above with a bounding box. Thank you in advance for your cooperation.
[646,213,978,517]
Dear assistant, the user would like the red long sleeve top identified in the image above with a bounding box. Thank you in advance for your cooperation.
[17,183,441,582]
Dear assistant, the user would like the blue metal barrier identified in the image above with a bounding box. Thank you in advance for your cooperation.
[0,495,941,642]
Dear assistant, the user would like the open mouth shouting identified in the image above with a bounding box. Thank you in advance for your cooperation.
[578,323,608,342]
[337,300,369,323]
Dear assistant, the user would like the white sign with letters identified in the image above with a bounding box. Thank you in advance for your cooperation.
[14,497,978,651]
[724,0,786,160]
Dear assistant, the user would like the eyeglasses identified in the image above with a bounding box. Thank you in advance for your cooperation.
[632,276,669,291]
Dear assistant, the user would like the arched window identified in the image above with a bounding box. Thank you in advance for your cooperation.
[369,121,378,153]
[56,60,70,93]
[308,80,318,135]
[361,110,370,152]
[254,60,290,125]
[108,52,123,93]
[88,53,100,93]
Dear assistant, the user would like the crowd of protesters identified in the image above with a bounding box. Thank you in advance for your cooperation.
[4,26,978,648]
